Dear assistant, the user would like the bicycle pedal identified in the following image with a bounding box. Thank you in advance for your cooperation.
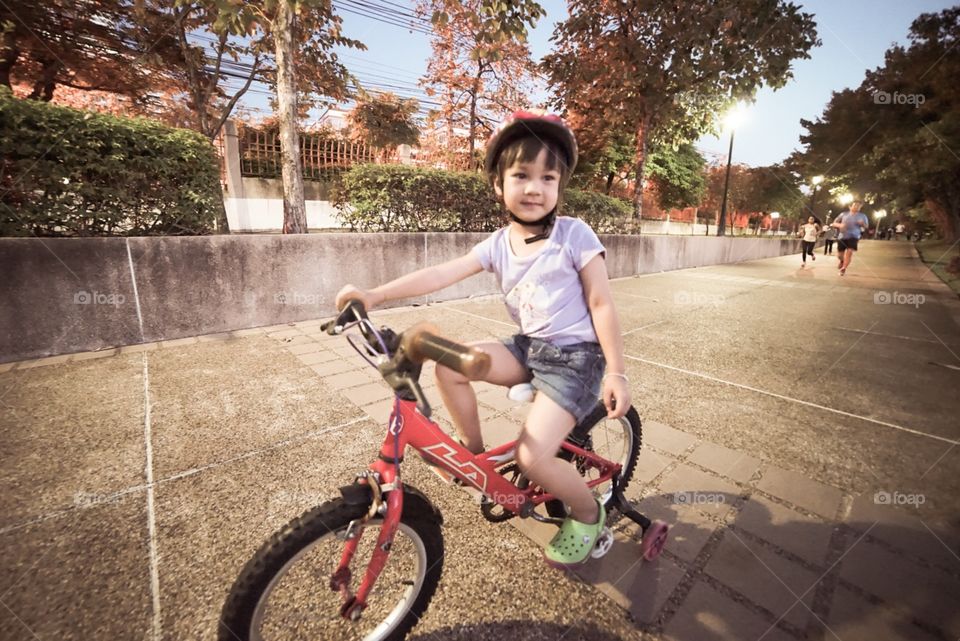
[590,527,614,559]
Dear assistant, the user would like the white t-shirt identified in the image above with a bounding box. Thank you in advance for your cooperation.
[801,223,819,242]
[472,217,605,345]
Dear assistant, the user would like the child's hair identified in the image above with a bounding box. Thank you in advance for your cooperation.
[491,135,572,188]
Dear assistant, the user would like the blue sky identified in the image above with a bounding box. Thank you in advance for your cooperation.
[237,0,955,167]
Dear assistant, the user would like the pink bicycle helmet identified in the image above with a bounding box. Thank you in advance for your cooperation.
[483,110,579,178]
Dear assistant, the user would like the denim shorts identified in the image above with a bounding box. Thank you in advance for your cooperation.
[501,334,605,423]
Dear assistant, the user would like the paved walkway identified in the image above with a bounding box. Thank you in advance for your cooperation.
[1,239,958,640]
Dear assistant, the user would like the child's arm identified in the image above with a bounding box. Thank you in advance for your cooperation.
[335,253,483,311]
[580,255,631,419]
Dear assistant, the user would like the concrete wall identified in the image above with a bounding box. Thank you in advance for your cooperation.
[0,234,800,363]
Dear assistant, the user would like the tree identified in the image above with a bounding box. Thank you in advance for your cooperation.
[178,0,364,234]
[348,91,420,158]
[647,144,707,211]
[543,0,819,220]
[796,8,960,240]
[419,0,542,164]
[1,1,183,102]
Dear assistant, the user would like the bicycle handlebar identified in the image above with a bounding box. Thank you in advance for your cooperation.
[400,322,491,380]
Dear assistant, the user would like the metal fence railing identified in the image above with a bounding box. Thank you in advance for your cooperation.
[239,128,379,181]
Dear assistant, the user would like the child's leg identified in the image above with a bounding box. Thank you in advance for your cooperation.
[516,393,599,524]
[435,342,528,454]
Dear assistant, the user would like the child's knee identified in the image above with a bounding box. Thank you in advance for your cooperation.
[516,441,547,474]
[435,363,467,386]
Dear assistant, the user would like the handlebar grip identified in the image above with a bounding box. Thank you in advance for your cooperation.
[401,322,491,380]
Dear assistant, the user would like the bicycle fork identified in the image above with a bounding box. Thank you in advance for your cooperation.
[330,471,404,621]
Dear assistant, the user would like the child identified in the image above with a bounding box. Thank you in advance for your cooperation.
[335,111,631,568]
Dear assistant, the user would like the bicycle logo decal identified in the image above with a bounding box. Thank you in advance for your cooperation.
[389,413,404,435]
[421,443,489,493]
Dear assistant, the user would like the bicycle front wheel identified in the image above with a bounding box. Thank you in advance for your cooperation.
[219,497,444,641]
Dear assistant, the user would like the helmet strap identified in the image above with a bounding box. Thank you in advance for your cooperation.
[508,209,556,244]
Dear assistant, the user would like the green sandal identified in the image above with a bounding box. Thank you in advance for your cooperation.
[543,501,606,569]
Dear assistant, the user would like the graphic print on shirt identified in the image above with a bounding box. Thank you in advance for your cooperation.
[505,276,550,332]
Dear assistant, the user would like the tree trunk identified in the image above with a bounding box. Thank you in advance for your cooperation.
[605,172,615,195]
[0,30,19,88]
[274,1,307,234]
[925,197,959,242]
[631,119,650,221]
[468,79,480,168]
[28,57,60,101]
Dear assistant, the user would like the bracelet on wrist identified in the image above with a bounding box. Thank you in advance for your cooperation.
[603,372,629,383]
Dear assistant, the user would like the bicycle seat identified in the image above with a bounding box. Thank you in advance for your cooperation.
[507,383,535,403]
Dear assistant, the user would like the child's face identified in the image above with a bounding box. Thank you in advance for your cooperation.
[495,147,561,223]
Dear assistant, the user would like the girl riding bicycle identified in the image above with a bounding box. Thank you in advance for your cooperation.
[335,111,631,569]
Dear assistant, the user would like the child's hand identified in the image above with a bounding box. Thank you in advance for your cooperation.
[602,375,631,419]
[335,285,381,311]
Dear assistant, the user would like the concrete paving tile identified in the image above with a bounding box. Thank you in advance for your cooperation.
[230,328,265,337]
[0,493,151,641]
[705,535,818,629]
[623,494,716,563]
[323,368,377,391]
[756,466,844,519]
[294,349,339,365]
[622,448,676,505]
[663,581,795,641]
[733,494,833,565]
[645,420,698,456]
[285,341,324,355]
[845,492,959,570]
[340,381,394,406]
[476,387,523,412]
[279,334,314,346]
[435,402,497,426]
[656,464,740,518]
[572,534,686,625]
[687,441,760,484]
[361,398,396,424]
[0,360,18,372]
[484,416,523,449]
[838,538,960,637]
[309,358,361,377]
[160,337,199,348]
[826,587,942,641]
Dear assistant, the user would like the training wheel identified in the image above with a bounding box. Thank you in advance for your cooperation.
[641,520,669,561]
[590,527,614,559]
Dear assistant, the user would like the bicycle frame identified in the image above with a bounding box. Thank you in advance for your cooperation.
[334,394,621,619]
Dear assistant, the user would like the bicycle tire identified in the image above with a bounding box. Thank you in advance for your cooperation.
[547,403,642,519]
[219,494,444,641]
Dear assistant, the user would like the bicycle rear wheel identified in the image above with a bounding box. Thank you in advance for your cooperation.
[548,404,642,518]
[219,496,443,641]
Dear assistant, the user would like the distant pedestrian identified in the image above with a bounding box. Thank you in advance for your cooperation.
[823,225,837,254]
[799,216,820,266]
[895,222,906,240]
[831,201,869,276]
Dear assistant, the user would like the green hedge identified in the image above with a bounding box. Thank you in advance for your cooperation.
[0,88,221,236]
[334,163,631,232]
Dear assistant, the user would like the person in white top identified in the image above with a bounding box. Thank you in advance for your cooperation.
[800,216,820,266]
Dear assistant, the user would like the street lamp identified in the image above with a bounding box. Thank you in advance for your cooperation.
[874,209,887,238]
[770,211,781,235]
[808,175,824,221]
[717,102,749,237]
[838,192,854,206]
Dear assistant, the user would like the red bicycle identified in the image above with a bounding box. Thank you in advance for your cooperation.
[219,301,668,641]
